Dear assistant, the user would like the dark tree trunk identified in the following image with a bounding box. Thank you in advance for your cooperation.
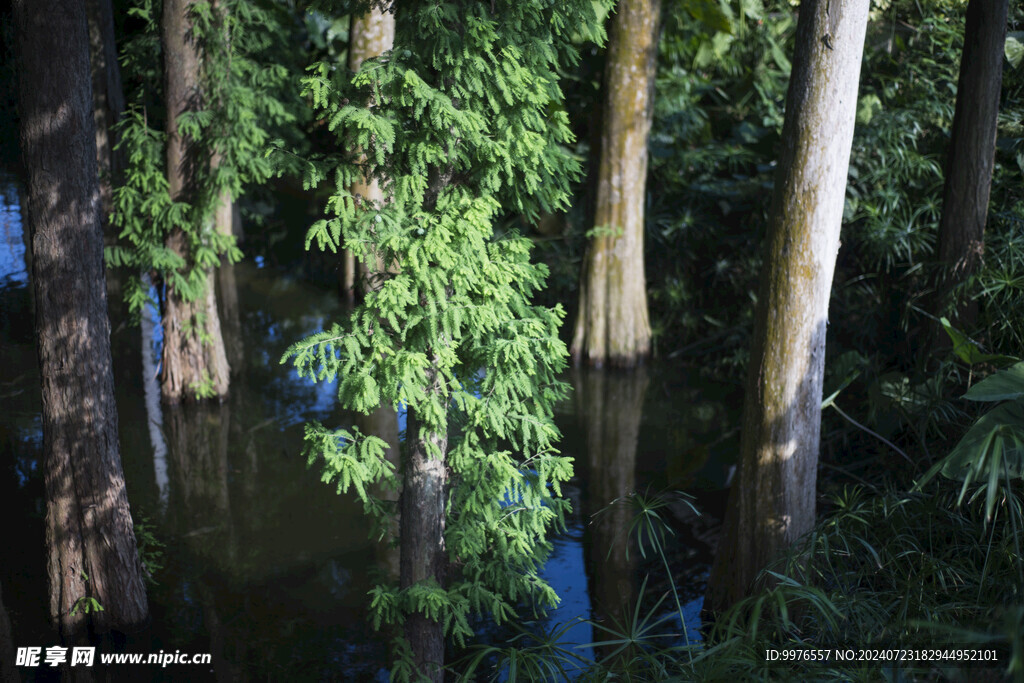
[400,365,448,683]
[933,0,1009,314]
[85,0,125,224]
[13,0,149,645]
[359,404,401,581]
[705,0,869,616]
[161,0,230,402]
[571,0,660,368]
[0,579,18,683]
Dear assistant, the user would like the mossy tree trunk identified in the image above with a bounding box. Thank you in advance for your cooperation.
[85,0,125,225]
[14,0,149,646]
[161,0,230,403]
[705,0,869,616]
[933,0,1009,317]
[571,0,659,368]
[339,6,396,303]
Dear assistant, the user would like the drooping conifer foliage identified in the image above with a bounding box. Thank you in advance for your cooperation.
[282,0,607,677]
[107,0,297,324]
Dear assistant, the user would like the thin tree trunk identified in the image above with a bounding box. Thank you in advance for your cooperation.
[161,0,230,402]
[705,0,869,616]
[571,0,659,368]
[933,0,1009,316]
[85,0,125,226]
[400,365,448,683]
[14,0,149,645]
[214,192,246,375]
[339,7,395,302]
[359,404,401,581]
[141,274,169,509]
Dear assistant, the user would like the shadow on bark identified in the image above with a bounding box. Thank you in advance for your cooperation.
[705,320,830,619]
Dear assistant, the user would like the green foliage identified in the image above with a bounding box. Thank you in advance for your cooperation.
[70,596,105,617]
[133,515,166,585]
[692,483,1024,680]
[281,0,608,672]
[512,483,1023,681]
[70,572,105,616]
[188,369,219,400]
[648,0,796,368]
[918,361,1024,520]
[108,0,300,313]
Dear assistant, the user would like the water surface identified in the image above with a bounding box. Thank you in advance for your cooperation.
[0,175,734,680]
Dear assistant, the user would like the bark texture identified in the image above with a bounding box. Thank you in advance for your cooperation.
[571,0,659,368]
[400,366,448,683]
[934,0,1009,304]
[161,0,231,402]
[85,0,125,222]
[339,7,396,302]
[0,579,18,683]
[14,0,149,644]
[705,0,869,615]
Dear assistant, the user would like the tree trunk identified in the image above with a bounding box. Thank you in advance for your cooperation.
[13,0,149,645]
[0,579,18,683]
[933,0,1009,314]
[571,0,659,368]
[214,192,246,375]
[141,274,170,508]
[85,0,125,225]
[705,0,869,616]
[400,366,448,683]
[359,404,401,581]
[161,0,230,402]
[339,7,396,302]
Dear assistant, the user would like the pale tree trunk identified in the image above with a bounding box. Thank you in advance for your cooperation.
[85,0,125,224]
[161,0,230,402]
[575,368,647,663]
[14,0,149,646]
[705,0,869,616]
[214,184,245,375]
[339,7,396,302]
[208,0,246,375]
[400,365,448,683]
[933,0,1009,314]
[140,278,170,509]
[571,0,659,368]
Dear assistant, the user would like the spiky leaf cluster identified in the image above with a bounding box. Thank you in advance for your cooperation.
[107,0,302,312]
[281,0,607,661]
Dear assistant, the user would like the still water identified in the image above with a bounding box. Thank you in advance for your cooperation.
[0,174,734,680]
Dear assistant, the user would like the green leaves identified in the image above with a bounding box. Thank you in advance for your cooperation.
[1006,31,1024,70]
[283,0,606,662]
[110,0,302,312]
[964,362,1024,402]
[918,361,1024,520]
[941,317,1019,368]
